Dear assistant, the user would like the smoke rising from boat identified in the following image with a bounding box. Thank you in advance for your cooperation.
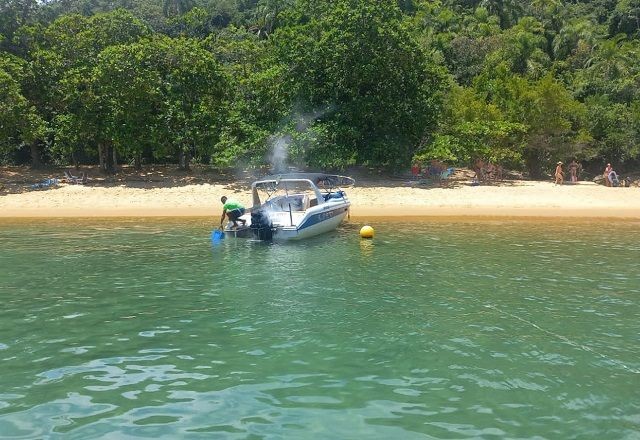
[268,135,291,174]
[267,106,334,174]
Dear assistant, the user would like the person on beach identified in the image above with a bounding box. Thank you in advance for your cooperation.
[220,196,246,229]
[568,160,579,183]
[554,161,564,185]
[607,166,620,187]
[473,158,486,182]
[411,161,422,180]
[604,163,613,187]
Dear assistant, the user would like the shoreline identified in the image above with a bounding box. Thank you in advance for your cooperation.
[1,180,639,221]
[2,208,640,221]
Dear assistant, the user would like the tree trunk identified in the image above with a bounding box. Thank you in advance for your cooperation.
[524,149,544,180]
[178,149,191,171]
[134,154,142,171]
[30,141,41,169]
[98,143,106,173]
[105,143,116,174]
[98,142,117,174]
[71,151,79,169]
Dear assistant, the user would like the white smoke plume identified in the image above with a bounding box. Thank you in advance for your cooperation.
[267,135,292,174]
[267,105,335,174]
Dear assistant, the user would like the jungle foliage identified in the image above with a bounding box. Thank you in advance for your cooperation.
[1,0,639,176]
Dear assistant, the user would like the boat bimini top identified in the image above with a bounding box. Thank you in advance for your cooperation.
[251,173,355,207]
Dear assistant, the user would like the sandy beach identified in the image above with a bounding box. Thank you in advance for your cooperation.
[1,168,639,219]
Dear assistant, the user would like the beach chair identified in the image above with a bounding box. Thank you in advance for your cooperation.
[435,167,454,186]
[30,178,59,190]
[440,167,455,180]
[64,170,88,184]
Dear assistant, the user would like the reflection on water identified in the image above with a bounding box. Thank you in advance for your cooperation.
[0,218,639,438]
[359,239,375,259]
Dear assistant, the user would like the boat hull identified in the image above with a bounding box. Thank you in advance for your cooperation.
[273,205,349,241]
[224,203,350,241]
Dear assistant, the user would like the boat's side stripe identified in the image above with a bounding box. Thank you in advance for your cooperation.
[297,206,349,231]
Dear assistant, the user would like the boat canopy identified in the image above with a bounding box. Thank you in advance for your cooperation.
[257,173,355,188]
[251,173,355,207]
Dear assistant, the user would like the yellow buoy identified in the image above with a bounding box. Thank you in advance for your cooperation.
[360,225,374,239]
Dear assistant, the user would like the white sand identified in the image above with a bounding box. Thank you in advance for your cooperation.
[1,180,639,219]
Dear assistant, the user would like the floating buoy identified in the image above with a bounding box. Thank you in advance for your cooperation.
[360,225,374,239]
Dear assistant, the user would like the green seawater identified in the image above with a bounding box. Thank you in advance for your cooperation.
[0,218,639,439]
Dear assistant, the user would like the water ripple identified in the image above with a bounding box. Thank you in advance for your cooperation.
[0,219,639,438]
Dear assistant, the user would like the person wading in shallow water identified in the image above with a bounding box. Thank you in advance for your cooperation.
[220,196,246,229]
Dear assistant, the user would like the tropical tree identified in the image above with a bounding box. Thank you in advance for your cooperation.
[521,74,590,176]
[460,7,501,38]
[248,0,294,38]
[479,0,524,28]
[492,17,550,77]
[552,17,598,60]
[584,95,640,163]
[585,34,633,78]
[166,6,232,38]
[0,0,40,53]
[92,43,162,169]
[163,0,195,17]
[273,0,447,168]
[574,34,640,103]
[203,25,289,166]
[416,85,526,166]
[40,10,151,171]
[156,37,229,169]
[609,0,640,38]
[411,0,463,52]
[95,36,229,170]
[0,55,46,165]
[445,35,499,85]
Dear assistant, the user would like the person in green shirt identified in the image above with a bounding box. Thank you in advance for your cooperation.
[220,196,247,229]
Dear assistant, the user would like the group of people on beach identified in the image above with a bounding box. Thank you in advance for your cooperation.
[554,160,581,185]
[473,159,503,182]
[410,160,449,180]
[411,159,503,183]
[555,160,626,187]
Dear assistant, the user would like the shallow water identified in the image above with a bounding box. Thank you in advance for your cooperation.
[0,218,639,439]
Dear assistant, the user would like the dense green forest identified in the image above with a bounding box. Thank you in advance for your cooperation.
[1,0,639,177]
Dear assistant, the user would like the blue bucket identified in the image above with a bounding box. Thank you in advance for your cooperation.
[211,229,225,242]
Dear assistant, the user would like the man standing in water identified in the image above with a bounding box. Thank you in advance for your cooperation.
[220,196,247,229]
[554,161,564,185]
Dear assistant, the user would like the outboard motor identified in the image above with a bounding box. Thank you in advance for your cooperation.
[250,207,274,241]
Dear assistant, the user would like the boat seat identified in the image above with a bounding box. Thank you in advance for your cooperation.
[271,194,309,211]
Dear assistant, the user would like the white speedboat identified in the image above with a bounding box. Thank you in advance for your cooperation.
[224,173,354,241]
